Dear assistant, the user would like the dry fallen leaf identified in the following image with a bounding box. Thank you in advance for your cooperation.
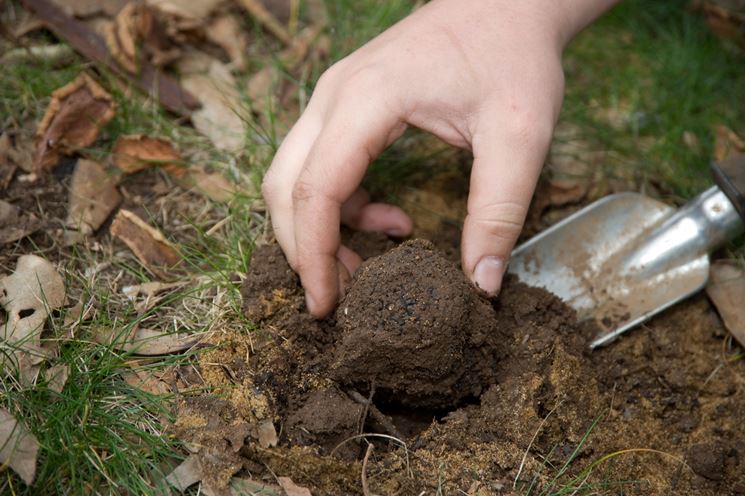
[714,125,745,162]
[0,408,40,486]
[122,367,171,395]
[706,261,745,348]
[178,167,238,202]
[278,477,312,496]
[0,200,41,246]
[145,0,225,19]
[44,363,70,393]
[66,159,122,241]
[104,2,139,73]
[35,73,116,172]
[122,280,186,313]
[205,15,248,70]
[179,53,245,153]
[1,255,66,345]
[49,0,126,18]
[94,327,201,355]
[166,454,202,491]
[112,134,185,176]
[257,419,278,448]
[110,209,181,276]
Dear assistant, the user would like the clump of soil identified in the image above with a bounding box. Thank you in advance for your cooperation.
[333,239,496,406]
[172,235,745,495]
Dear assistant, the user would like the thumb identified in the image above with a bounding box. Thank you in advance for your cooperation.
[461,120,552,296]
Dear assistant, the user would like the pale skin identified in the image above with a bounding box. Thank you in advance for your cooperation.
[262,0,619,317]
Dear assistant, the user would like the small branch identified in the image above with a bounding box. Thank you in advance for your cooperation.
[348,389,404,440]
[236,0,293,46]
[361,443,374,496]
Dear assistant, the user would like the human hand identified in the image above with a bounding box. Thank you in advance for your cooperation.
[262,0,617,317]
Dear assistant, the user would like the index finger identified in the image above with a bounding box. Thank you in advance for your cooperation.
[292,98,406,316]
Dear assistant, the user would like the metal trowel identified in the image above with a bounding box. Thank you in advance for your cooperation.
[508,154,745,348]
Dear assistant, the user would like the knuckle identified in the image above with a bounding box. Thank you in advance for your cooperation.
[291,178,317,204]
[503,102,555,149]
[469,201,527,240]
[261,169,280,200]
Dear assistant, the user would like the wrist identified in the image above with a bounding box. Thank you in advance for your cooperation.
[555,0,621,46]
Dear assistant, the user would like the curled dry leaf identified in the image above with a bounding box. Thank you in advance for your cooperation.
[0,200,41,246]
[179,53,245,153]
[112,134,185,176]
[104,2,139,73]
[278,477,312,496]
[166,454,202,491]
[256,419,278,448]
[205,15,248,70]
[145,0,225,19]
[49,0,126,18]
[0,255,66,344]
[714,125,745,162]
[110,209,181,276]
[122,280,187,313]
[706,261,745,348]
[0,408,40,486]
[66,159,122,242]
[122,367,171,395]
[44,363,70,393]
[35,73,116,172]
[94,326,201,355]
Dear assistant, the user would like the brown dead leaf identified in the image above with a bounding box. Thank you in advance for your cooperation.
[706,261,745,348]
[166,454,202,491]
[122,280,187,313]
[2,130,40,174]
[179,53,245,153]
[206,15,248,70]
[112,135,185,176]
[104,2,139,73]
[0,255,66,345]
[0,408,40,485]
[66,159,122,241]
[237,0,292,46]
[177,167,238,202]
[257,419,278,448]
[94,327,201,355]
[123,367,171,395]
[44,363,70,393]
[0,200,41,245]
[145,0,226,19]
[136,5,182,66]
[278,477,312,496]
[35,73,116,172]
[110,209,181,276]
[50,0,126,18]
[714,125,745,162]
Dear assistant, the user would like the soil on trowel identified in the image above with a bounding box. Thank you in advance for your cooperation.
[173,235,745,495]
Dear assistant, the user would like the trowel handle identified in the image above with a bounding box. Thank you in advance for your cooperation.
[712,154,745,222]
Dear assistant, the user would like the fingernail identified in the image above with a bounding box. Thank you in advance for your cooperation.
[472,256,506,296]
[305,292,317,314]
[385,228,406,237]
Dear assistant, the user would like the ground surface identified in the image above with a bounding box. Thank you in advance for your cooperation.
[1,0,744,495]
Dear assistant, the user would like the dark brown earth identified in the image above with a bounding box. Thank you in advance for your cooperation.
[169,227,745,495]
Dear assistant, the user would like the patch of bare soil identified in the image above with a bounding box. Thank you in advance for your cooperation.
[170,232,745,495]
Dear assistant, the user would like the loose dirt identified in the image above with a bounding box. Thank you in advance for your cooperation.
[170,230,745,495]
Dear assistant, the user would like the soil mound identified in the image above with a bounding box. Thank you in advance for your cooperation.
[171,236,745,495]
[333,239,495,407]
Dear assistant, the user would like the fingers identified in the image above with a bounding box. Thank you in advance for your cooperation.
[262,111,323,266]
[341,188,413,236]
[461,116,554,296]
[292,98,407,317]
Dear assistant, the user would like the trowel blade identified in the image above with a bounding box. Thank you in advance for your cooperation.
[508,192,710,348]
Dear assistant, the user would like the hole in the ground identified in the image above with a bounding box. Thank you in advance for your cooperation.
[366,392,482,439]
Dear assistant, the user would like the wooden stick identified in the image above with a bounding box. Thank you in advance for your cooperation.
[236,0,293,46]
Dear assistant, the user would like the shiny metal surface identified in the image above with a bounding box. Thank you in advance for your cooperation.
[509,186,744,348]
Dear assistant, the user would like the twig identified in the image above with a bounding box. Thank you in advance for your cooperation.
[361,443,374,496]
[236,0,293,46]
[348,389,403,440]
[331,433,412,479]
